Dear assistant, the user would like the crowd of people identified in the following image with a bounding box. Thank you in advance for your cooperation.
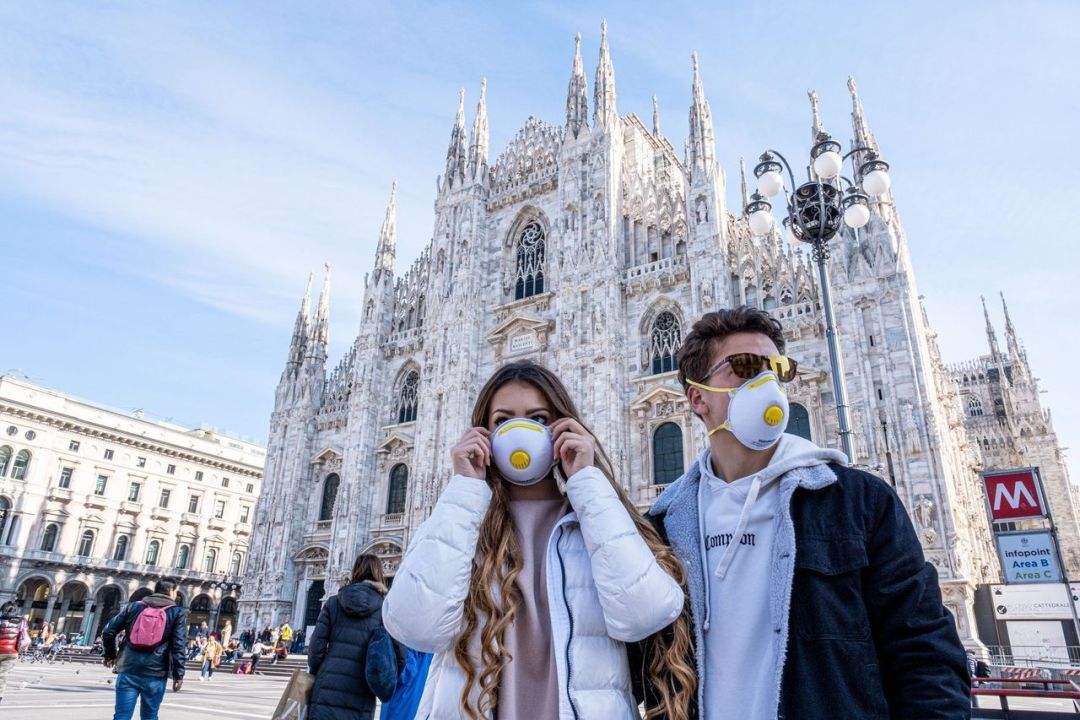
[1,307,983,719]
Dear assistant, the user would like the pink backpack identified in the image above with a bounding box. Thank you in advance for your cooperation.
[128,605,169,651]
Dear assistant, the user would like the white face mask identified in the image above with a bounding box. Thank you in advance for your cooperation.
[490,418,555,485]
[688,370,789,450]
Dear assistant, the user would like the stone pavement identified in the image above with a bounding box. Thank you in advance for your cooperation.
[2,660,290,719]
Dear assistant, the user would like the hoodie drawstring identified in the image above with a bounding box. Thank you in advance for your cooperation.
[714,474,762,581]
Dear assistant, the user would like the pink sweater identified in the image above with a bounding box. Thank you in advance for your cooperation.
[498,488,569,719]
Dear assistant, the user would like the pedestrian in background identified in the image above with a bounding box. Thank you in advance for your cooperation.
[307,553,404,720]
[0,602,31,704]
[101,578,188,720]
[200,635,223,681]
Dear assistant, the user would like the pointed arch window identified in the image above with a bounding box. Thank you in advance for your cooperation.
[386,464,408,515]
[514,222,546,300]
[77,530,95,557]
[41,523,59,552]
[319,473,340,521]
[968,396,984,417]
[396,371,419,424]
[10,450,30,480]
[652,423,684,485]
[650,311,681,375]
[788,403,812,441]
[146,539,160,565]
[113,535,129,561]
[0,446,11,477]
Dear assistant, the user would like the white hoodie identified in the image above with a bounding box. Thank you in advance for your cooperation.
[696,433,843,720]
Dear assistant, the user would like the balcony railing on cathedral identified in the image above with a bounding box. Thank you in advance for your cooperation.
[623,254,689,294]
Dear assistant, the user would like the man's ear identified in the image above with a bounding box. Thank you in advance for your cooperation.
[686,386,708,419]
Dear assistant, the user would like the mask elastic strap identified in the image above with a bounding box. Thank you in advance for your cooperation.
[689,380,739,438]
[707,422,730,438]
[686,379,739,394]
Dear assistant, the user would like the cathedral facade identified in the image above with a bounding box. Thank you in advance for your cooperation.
[238,24,1077,648]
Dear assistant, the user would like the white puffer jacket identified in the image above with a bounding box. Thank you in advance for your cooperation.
[383,466,684,719]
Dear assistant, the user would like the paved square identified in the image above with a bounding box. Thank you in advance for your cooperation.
[3,661,289,719]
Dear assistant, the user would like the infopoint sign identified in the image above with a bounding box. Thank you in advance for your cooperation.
[996,531,1061,584]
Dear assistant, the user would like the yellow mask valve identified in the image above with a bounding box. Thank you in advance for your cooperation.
[763,405,785,427]
[510,450,531,470]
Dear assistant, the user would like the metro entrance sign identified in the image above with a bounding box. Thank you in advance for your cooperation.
[982,468,1047,521]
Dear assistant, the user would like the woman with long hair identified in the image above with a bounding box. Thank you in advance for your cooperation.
[307,554,404,720]
[384,360,695,719]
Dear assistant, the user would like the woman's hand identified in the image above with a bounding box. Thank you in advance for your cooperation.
[450,427,491,480]
[551,418,596,478]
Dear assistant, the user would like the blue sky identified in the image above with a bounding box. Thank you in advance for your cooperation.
[2,2,1078,479]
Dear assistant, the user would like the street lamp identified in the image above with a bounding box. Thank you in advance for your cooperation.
[746,128,891,460]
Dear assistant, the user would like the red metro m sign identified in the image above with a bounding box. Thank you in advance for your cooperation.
[982,468,1047,521]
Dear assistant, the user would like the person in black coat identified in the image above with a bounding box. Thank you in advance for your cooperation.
[308,553,405,720]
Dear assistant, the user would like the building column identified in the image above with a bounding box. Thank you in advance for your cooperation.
[79,602,96,643]
[55,596,73,634]
[42,594,58,630]
[291,577,307,630]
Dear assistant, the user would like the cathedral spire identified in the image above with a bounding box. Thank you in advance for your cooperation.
[981,295,1001,361]
[739,157,749,213]
[593,19,618,130]
[312,264,331,347]
[444,88,467,189]
[468,79,489,180]
[687,51,717,179]
[808,89,825,143]
[287,272,313,366]
[847,76,880,154]
[566,33,589,138]
[1000,291,1026,367]
[652,95,660,136]
[373,181,397,282]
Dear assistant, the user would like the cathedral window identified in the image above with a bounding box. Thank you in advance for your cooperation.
[967,396,984,417]
[650,311,681,375]
[652,423,684,485]
[386,464,408,515]
[514,222,546,300]
[396,370,419,423]
[319,473,340,522]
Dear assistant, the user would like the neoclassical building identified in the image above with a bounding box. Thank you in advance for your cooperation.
[0,376,265,641]
[239,24,1077,648]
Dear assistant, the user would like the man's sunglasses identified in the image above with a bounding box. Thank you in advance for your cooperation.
[705,353,799,383]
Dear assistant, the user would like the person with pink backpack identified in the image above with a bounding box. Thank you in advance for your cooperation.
[101,578,189,720]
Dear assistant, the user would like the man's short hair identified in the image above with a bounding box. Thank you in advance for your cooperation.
[153,578,177,595]
[677,306,787,391]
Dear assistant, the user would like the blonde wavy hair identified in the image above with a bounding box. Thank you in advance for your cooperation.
[453,360,696,719]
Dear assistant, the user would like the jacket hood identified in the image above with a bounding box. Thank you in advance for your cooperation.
[724,432,848,486]
[338,580,386,617]
[142,594,176,609]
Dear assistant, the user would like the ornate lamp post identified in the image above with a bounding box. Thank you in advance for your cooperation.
[745,122,892,460]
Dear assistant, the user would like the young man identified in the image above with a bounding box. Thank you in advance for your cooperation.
[644,307,970,719]
[102,578,188,720]
[0,602,31,704]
